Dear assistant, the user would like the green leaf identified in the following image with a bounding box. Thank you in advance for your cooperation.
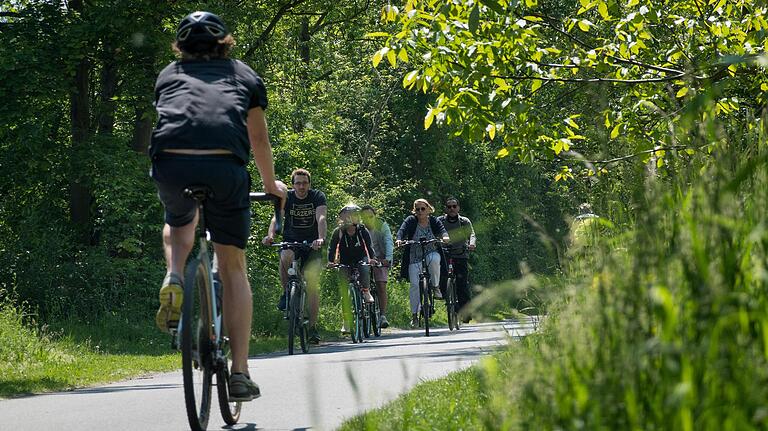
[365,32,390,38]
[578,20,592,32]
[481,0,505,14]
[610,124,620,139]
[469,6,480,32]
[531,79,543,92]
[403,70,419,88]
[425,108,436,129]
[496,147,510,158]
[761,83,768,91]
[525,0,538,7]
[565,118,580,129]
[372,49,384,67]
[676,87,689,98]
[387,49,397,67]
[398,48,409,63]
[598,2,609,19]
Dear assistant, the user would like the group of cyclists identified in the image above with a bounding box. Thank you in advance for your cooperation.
[148,11,476,404]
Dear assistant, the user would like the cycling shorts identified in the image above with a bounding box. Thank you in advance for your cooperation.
[151,154,251,249]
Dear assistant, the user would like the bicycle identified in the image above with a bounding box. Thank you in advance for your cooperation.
[171,187,281,431]
[270,241,313,355]
[399,238,443,337]
[328,262,371,343]
[444,255,460,331]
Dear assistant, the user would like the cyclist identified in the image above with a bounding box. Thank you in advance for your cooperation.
[360,204,393,328]
[150,11,285,402]
[328,205,378,314]
[395,198,449,328]
[437,197,476,323]
[263,168,326,344]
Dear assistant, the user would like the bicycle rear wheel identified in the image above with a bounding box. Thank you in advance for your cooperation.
[287,279,299,355]
[420,277,430,337]
[182,257,214,431]
[214,281,241,425]
[216,363,241,425]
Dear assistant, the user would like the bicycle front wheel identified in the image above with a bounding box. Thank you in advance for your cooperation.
[350,285,363,343]
[182,257,214,431]
[420,277,431,337]
[288,280,299,355]
[446,278,458,331]
[299,284,309,353]
[371,293,381,337]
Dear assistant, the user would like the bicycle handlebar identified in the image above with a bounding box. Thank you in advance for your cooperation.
[396,238,444,247]
[270,240,313,251]
[250,192,283,235]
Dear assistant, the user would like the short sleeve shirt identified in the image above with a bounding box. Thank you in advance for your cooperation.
[149,59,268,164]
[283,189,327,242]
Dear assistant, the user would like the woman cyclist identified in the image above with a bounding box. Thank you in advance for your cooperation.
[395,199,449,328]
[328,205,378,305]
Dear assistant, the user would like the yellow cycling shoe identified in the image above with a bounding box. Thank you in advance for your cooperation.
[156,273,183,333]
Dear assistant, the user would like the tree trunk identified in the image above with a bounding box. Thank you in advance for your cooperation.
[292,18,311,133]
[132,107,153,153]
[69,56,93,245]
[97,46,118,135]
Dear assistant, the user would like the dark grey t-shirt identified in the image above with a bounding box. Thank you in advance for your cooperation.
[150,59,268,164]
[284,189,327,242]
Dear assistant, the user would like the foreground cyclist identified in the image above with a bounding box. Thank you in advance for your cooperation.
[150,11,285,402]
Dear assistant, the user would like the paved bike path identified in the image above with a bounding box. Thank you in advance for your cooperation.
[0,319,536,430]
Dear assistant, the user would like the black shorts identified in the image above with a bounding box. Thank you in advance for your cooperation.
[151,154,251,249]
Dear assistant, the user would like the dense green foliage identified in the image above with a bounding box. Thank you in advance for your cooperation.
[0,0,566,352]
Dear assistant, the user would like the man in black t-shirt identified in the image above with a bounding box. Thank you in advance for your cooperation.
[263,168,327,343]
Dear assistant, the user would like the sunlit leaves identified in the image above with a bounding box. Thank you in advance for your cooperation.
[371,0,767,175]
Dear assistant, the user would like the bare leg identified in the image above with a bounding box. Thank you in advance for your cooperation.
[278,249,294,292]
[214,243,252,375]
[162,214,198,278]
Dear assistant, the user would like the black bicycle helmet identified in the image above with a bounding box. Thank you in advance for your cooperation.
[176,11,228,49]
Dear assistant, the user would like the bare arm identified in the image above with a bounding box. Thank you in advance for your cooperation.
[313,204,328,250]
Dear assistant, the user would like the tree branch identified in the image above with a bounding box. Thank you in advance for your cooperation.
[244,0,309,58]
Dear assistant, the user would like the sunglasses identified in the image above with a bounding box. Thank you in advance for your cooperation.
[415,207,428,212]
[447,204,458,209]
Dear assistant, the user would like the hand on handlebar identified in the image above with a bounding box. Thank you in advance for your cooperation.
[312,238,324,250]
[262,235,274,246]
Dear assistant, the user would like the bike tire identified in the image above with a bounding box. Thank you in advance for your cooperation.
[446,278,457,331]
[216,366,241,425]
[362,300,371,339]
[182,257,214,431]
[351,285,363,343]
[420,277,430,337]
[371,293,381,337]
[215,280,242,425]
[287,280,299,355]
[299,285,309,353]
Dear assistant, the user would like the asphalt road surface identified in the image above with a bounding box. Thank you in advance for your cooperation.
[0,319,537,431]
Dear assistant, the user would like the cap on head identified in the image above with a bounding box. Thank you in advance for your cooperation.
[176,11,228,50]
